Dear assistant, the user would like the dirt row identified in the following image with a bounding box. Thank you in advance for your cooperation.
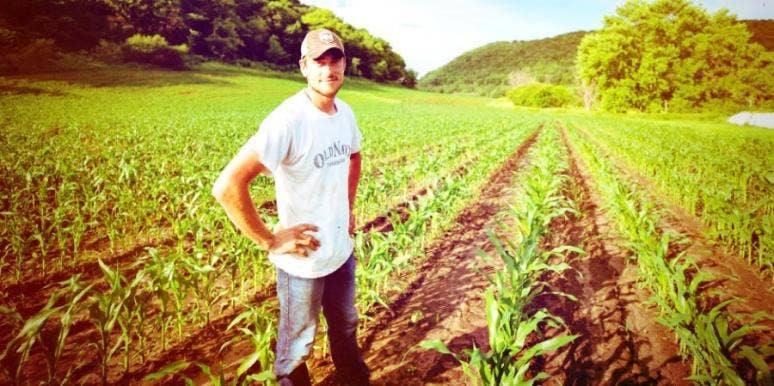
[3,131,530,385]
[572,124,774,331]
[312,127,542,385]
[8,120,769,384]
[532,127,690,384]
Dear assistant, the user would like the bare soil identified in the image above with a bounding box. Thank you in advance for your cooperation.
[529,127,690,385]
[310,125,691,385]
[574,126,774,335]
[5,121,771,385]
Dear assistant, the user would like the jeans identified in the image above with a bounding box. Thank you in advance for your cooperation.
[275,254,370,385]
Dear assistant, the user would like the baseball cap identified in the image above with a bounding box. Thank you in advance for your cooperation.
[301,29,345,59]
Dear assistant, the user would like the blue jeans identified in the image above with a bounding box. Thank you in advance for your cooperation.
[275,254,370,385]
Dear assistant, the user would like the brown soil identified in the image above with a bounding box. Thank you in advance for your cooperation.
[310,127,542,385]
[574,126,774,334]
[0,135,489,386]
[530,127,690,385]
[6,120,770,385]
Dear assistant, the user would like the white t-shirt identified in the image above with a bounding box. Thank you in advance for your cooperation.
[245,90,362,278]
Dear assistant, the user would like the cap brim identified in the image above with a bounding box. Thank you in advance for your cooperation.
[308,46,345,59]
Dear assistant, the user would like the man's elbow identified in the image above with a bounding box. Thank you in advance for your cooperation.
[211,175,232,205]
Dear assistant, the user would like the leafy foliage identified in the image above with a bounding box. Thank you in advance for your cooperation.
[506,83,575,108]
[0,0,413,83]
[122,34,188,70]
[577,0,774,112]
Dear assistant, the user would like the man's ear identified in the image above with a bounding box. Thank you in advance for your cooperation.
[299,57,308,77]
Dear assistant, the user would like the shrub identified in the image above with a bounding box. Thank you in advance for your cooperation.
[122,34,188,70]
[506,83,574,108]
[0,38,60,74]
[92,40,123,64]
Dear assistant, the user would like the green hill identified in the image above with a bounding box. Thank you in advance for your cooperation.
[417,31,587,97]
[420,19,773,98]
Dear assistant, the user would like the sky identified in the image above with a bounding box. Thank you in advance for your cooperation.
[301,0,774,77]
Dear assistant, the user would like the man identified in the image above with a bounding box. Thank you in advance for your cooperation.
[212,29,370,386]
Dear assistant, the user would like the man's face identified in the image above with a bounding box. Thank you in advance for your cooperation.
[300,49,346,98]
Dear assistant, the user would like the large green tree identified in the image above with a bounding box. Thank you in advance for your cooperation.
[578,0,773,112]
[0,0,415,85]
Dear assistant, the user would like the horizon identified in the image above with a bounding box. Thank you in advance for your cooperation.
[302,0,774,77]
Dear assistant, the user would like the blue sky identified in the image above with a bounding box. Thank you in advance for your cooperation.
[302,0,774,77]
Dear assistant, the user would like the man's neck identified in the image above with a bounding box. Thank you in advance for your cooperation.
[305,87,337,115]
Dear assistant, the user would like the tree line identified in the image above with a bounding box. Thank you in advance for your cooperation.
[577,0,773,112]
[0,0,417,86]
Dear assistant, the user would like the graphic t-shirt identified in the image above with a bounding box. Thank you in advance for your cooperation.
[245,90,362,278]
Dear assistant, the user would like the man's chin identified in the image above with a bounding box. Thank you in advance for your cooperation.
[313,83,342,97]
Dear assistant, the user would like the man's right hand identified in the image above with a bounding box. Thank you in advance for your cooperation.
[269,224,320,257]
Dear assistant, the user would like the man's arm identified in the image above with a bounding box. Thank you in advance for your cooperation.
[212,147,319,256]
[348,151,362,234]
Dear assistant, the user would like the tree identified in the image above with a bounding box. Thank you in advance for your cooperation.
[506,83,574,108]
[0,0,412,83]
[265,34,289,63]
[578,0,772,112]
[400,69,417,88]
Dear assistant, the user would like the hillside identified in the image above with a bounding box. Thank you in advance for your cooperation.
[0,0,414,84]
[420,19,773,98]
[418,31,586,97]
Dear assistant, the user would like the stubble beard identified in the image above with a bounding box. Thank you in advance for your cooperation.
[310,78,342,99]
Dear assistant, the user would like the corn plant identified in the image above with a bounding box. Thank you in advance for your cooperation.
[183,249,225,326]
[422,126,580,384]
[566,123,772,385]
[569,116,773,276]
[0,275,92,385]
[0,305,23,385]
[38,276,94,384]
[220,304,277,384]
[87,258,145,384]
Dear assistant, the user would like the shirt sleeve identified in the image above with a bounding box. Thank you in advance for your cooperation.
[244,114,292,174]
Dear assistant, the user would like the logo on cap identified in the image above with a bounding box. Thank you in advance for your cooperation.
[319,31,335,44]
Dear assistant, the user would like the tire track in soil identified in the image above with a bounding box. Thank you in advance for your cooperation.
[529,127,690,385]
[310,129,542,385]
[574,125,774,335]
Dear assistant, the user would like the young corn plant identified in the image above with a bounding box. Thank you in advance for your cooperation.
[38,276,94,384]
[567,124,772,385]
[220,304,276,384]
[0,305,24,385]
[422,127,580,384]
[0,275,92,385]
[183,249,225,326]
[87,258,144,385]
